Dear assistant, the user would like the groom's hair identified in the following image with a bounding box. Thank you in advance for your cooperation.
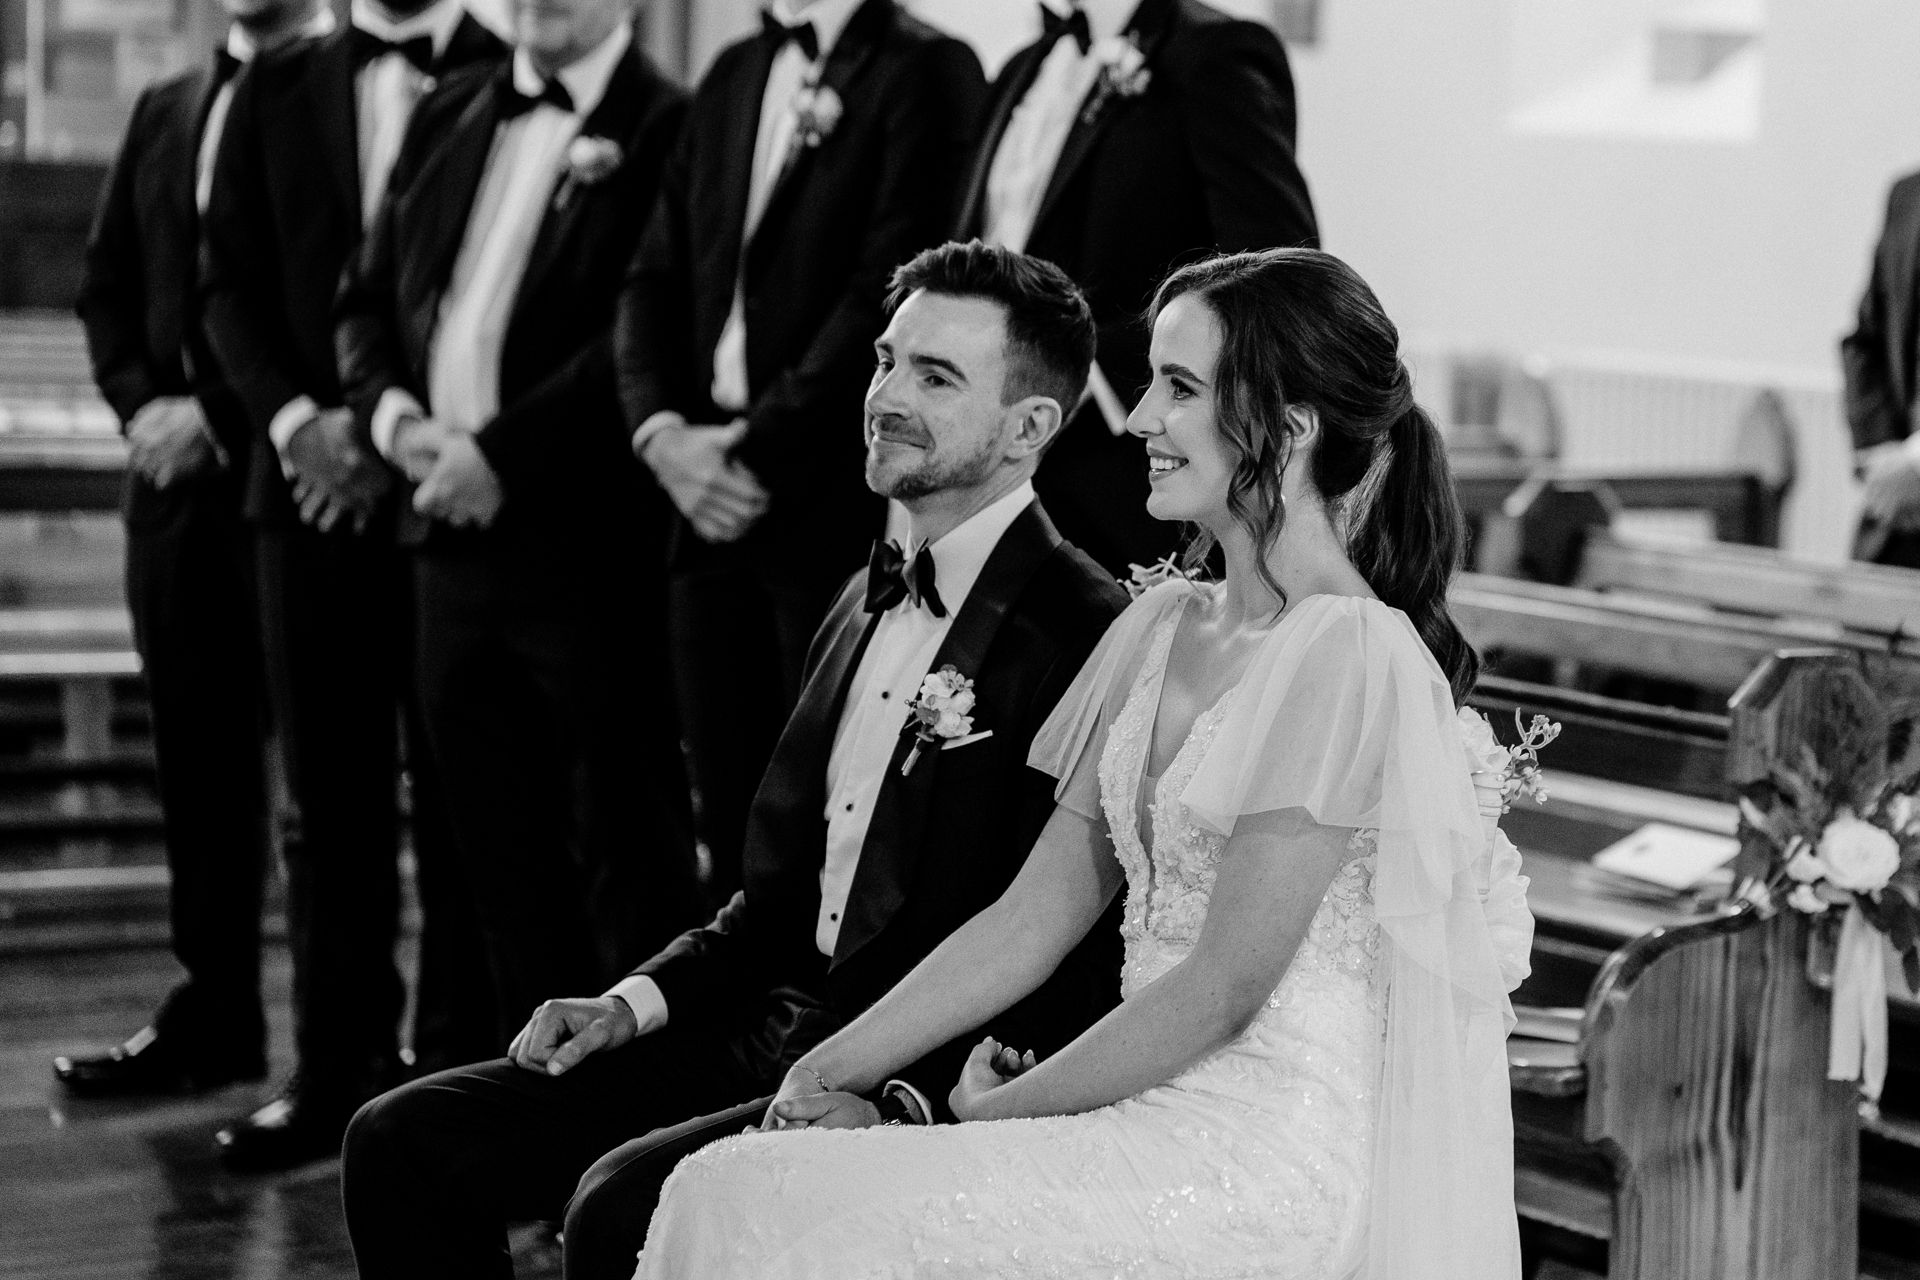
[884,240,1095,413]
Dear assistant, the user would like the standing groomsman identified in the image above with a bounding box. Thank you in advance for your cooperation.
[616,0,986,903]
[956,0,1317,574]
[334,0,703,1044]
[199,0,505,1170]
[56,0,332,1099]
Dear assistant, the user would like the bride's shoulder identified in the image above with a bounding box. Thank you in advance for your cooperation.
[1255,594,1449,699]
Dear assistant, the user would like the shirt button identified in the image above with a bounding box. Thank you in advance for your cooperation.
[880,691,890,700]
[829,912,838,921]
[845,803,854,812]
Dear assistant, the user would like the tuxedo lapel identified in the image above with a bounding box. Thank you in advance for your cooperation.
[513,48,648,325]
[394,77,500,386]
[712,37,776,303]
[832,502,1065,968]
[743,0,887,284]
[307,33,362,222]
[178,65,220,231]
[1029,0,1175,242]
[953,38,1051,241]
[438,12,500,71]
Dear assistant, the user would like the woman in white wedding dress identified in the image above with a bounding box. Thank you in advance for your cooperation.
[634,248,1534,1280]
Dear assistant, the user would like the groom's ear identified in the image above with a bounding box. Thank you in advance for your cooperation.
[1005,396,1064,460]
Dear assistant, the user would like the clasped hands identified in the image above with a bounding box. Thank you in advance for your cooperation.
[636,415,769,543]
[285,406,394,533]
[126,395,225,489]
[757,1038,1037,1134]
[391,414,503,528]
[1858,442,1920,533]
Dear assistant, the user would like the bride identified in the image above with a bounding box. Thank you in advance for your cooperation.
[634,248,1532,1279]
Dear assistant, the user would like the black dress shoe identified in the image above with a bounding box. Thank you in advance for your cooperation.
[215,1074,372,1172]
[54,1026,268,1096]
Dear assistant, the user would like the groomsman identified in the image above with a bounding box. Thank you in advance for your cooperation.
[56,0,332,1099]
[1845,169,1920,567]
[334,0,703,1045]
[615,0,986,903]
[956,0,1317,574]
[199,0,505,1169]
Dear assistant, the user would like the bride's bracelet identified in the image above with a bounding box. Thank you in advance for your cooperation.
[795,1064,833,1094]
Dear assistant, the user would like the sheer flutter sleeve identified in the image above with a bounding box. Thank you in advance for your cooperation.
[1028,582,1191,820]
[1180,595,1522,1280]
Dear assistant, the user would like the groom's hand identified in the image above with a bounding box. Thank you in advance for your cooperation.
[508,996,639,1077]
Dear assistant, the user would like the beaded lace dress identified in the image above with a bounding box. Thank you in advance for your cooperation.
[636,591,1400,1280]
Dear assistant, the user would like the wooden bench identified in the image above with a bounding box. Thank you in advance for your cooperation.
[1482,657,1920,1278]
[0,608,140,757]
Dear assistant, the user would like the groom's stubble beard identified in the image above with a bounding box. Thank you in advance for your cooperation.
[865,414,1000,503]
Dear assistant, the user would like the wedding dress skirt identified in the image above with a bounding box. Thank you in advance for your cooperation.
[637,596,1388,1279]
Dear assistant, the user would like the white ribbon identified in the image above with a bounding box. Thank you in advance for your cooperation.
[1828,903,1888,1101]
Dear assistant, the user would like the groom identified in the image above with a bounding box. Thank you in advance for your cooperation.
[341,241,1129,1280]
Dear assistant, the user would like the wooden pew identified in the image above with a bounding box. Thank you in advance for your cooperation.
[0,607,139,758]
[1482,656,1920,1278]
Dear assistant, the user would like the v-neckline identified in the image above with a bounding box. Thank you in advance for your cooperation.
[1131,590,1234,857]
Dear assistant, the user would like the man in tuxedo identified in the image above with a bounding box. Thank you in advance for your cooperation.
[1845,169,1920,568]
[333,0,702,1048]
[57,0,333,1099]
[956,0,1317,575]
[199,0,505,1169]
[342,242,1128,1280]
[615,0,986,905]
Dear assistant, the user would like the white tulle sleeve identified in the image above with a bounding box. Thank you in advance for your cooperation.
[1179,596,1523,1280]
[1027,582,1191,821]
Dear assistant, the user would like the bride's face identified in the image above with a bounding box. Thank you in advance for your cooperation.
[1129,295,1236,530]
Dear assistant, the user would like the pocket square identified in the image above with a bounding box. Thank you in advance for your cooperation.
[940,730,994,751]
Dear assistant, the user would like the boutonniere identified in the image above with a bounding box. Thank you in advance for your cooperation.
[1080,33,1152,125]
[792,78,843,150]
[553,135,623,210]
[900,665,976,776]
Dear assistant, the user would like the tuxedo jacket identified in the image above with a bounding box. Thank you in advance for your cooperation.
[200,15,506,527]
[77,60,251,515]
[614,0,986,573]
[955,0,1316,490]
[1844,170,1920,451]
[632,500,1128,1118]
[335,50,687,562]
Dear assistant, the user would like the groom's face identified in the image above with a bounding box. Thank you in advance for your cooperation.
[863,291,1016,502]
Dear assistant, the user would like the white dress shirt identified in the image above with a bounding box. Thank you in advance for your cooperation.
[607,482,1037,1076]
[370,22,632,456]
[706,0,866,415]
[983,0,1138,253]
[267,0,468,468]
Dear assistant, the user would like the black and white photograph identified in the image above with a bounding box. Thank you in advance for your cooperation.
[0,0,1917,1276]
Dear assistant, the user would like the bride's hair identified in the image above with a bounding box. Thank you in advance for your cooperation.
[1149,248,1480,703]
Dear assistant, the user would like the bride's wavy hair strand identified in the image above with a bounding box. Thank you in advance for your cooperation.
[1148,248,1481,704]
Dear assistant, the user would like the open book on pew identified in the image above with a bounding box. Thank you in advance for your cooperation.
[1581,821,1739,904]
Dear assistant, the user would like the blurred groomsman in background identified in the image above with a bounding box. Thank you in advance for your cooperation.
[199,0,505,1170]
[57,0,334,1102]
[1845,169,1920,568]
[615,0,985,903]
[956,0,1317,574]
[335,0,703,1045]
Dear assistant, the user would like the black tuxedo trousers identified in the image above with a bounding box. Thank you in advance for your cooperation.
[256,522,494,1081]
[124,470,271,1050]
[413,550,702,1040]
[344,1026,788,1280]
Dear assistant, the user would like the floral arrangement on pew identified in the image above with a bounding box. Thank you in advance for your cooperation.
[1736,745,1920,1104]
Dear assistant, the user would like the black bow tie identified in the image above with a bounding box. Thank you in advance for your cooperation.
[866,540,946,618]
[348,26,436,74]
[212,47,243,86]
[1040,4,1092,55]
[762,11,820,60]
[499,69,575,118]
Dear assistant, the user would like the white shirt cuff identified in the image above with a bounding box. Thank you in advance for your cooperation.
[371,387,427,462]
[631,409,685,461]
[883,1078,934,1124]
[1900,433,1920,471]
[605,974,669,1035]
[267,395,321,478]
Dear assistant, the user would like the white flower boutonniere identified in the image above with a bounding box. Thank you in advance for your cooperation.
[554,135,623,210]
[793,80,843,150]
[901,665,976,776]
[1081,33,1152,125]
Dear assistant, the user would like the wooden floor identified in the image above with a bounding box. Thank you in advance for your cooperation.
[0,941,561,1280]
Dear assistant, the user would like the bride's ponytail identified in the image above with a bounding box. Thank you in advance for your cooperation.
[1150,249,1481,705]
[1348,404,1479,704]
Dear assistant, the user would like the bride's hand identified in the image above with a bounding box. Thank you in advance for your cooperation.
[949,1037,1034,1121]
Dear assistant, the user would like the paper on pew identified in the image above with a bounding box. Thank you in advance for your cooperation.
[1591,822,1741,891]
